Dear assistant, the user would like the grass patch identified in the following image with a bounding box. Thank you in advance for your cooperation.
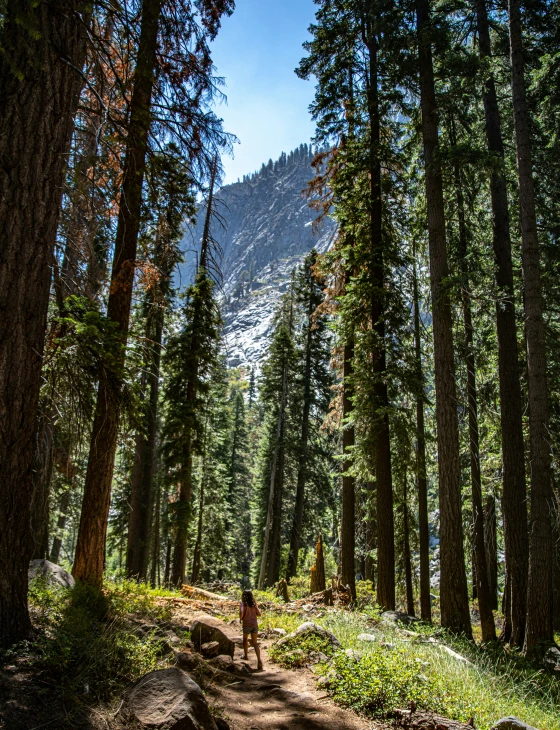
[310,609,560,730]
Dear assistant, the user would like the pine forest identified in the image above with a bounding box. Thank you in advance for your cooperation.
[1,0,560,728]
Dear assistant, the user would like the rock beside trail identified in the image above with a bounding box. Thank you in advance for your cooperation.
[201,641,220,659]
[542,645,560,671]
[380,610,421,627]
[492,718,539,730]
[357,633,378,642]
[28,559,74,588]
[275,622,341,651]
[209,655,234,672]
[190,615,235,658]
[124,667,218,729]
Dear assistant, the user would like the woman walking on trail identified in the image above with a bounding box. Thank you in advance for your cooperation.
[240,590,263,669]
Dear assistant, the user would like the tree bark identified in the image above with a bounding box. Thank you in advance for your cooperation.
[484,495,498,611]
[365,26,395,612]
[452,148,496,641]
[475,0,528,647]
[191,478,204,584]
[73,0,164,586]
[413,249,431,622]
[286,290,314,580]
[507,0,554,654]
[364,480,376,586]
[403,471,415,617]
[341,338,356,600]
[0,0,88,647]
[127,290,164,580]
[415,0,472,636]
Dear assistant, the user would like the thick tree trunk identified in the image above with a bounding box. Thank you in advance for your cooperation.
[0,0,88,647]
[73,0,163,587]
[475,0,528,648]
[150,484,161,587]
[266,420,286,587]
[507,0,554,655]
[171,434,194,586]
[191,480,204,584]
[364,480,376,586]
[366,30,395,612]
[484,495,498,611]
[127,297,164,580]
[452,154,496,641]
[403,471,415,617]
[286,296,314,580]
[341,339,356,600]
[413,251,431,622]
[415,0,471,636]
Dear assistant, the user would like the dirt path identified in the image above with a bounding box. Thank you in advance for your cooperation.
[206,642,374,730]
[165,598,376,730]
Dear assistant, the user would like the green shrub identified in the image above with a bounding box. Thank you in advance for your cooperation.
[324,647,446,716]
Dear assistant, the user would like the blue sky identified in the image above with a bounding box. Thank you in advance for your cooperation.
[210,0,318,183]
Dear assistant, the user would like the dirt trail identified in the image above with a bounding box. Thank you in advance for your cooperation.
[207,641,374,730]
[165,598,375,730]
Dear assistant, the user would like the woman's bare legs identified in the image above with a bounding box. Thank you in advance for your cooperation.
[242,633,249,660]
[251,632,263,668]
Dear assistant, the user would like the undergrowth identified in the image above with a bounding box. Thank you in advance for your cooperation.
[269,629,336,668]
[21,577,174,703]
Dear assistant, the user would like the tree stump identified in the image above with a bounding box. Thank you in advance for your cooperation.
[323,587,334,606]
[275,579,290,602]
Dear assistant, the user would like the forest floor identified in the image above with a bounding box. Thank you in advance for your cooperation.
[1,580,559,730]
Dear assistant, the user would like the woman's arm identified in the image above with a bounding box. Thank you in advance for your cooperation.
[240,603,245,620]
[255,604,261,617]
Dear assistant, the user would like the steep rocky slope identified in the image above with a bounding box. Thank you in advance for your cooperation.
[179,144,335,368]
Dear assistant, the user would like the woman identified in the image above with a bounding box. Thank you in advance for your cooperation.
[239,590,263,670]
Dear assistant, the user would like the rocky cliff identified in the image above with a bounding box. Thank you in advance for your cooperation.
[179,144,335,368]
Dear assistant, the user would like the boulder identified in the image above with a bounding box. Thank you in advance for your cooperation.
[190,616,236,659]
[492,718,539,730]
[201,641,220,659]
[124,667,218,729]
[357,633,378,642]
[271,628,287,637]
[232,660,252,675]
[275,622,341,652]
[209,655,234,672]
[28,559,74,588]
[214,719,230,730]
[542,645,560,671]
[380,610,421,627]
[175,651,201,672]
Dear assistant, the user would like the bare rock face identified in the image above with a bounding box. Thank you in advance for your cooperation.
[124,668,217,729]
[190,616,235,659]
[492,718,540,730]
[28,559,75,588]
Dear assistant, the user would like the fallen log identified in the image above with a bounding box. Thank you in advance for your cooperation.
[181,584,230,601]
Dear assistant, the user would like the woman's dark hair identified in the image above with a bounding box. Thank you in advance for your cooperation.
[241,590,255,607]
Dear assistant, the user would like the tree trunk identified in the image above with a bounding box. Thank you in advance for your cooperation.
[341,339,356,600]
[366,28,395,612]
[485,495,498,611]
[266,412,287,587]
[127,293,164,580]
[452,149,496,642]
[286,293,314,580]
[0,0,88,647]
[364,480,376,586]
[403,471,415,617]
[191,479,204,584]
[415,0,471,636]
[413,249,431,622]
[507,0,554,655]
[73,0,164,587]
[475,0,528,648]
[150,483,161,587]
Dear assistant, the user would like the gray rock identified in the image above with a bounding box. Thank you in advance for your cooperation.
[492,718,539,730]
[232,660,252,675]
[28,559,74,588]
[271,628,287,637]
[308,651,329,664]
[124,667,217,729]
[357,633,378,642]
[344,649,362,661]
[175,652,201,672]
[209,655,234,672]
[380,642,396,650]
[201,641,220,659]
[190,615,235,658]
[380,610,421,627]
[542,645,560,671]
[275,621,341,652]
